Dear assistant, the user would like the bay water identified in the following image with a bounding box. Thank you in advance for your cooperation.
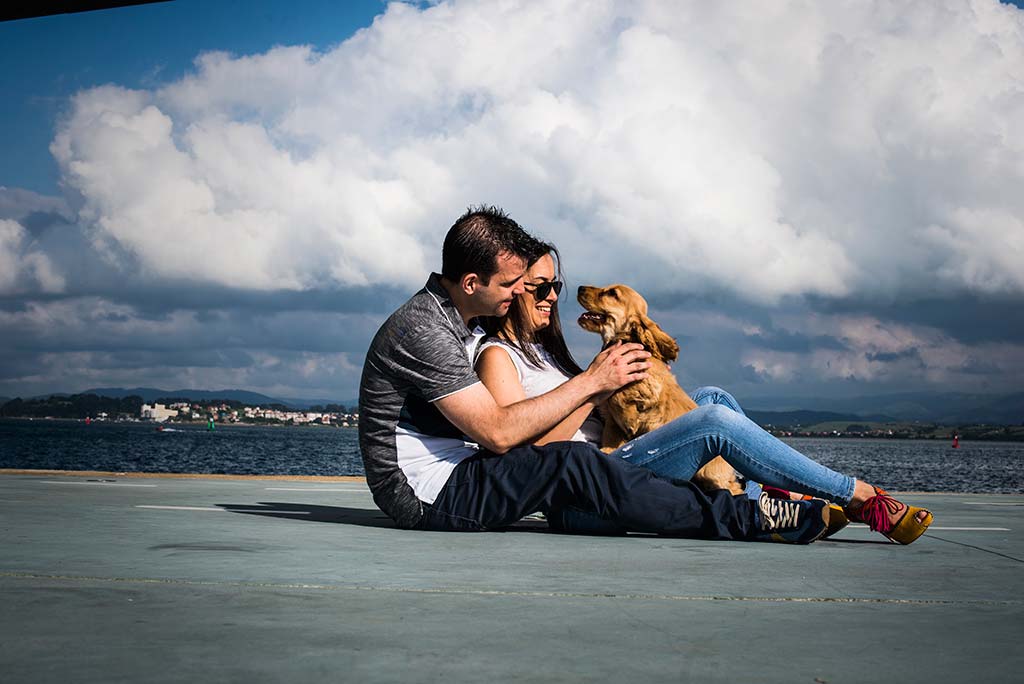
[1,419,1021,493]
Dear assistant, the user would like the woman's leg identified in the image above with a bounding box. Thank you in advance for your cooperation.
[689,386,745,414]
[607,388,930,541]
[689,386,761,499]
[610,403,857,505]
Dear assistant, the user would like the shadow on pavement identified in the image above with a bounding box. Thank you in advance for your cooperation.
[218,502,552,532]
[217,503,899,541]
[218,502,396,528]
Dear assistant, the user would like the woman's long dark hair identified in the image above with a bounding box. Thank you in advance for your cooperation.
[480,242,584,376]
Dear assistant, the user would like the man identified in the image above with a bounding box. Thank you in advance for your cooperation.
[359,205,828,542]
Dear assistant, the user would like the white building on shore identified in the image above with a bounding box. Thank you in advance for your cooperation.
[141,403,178,422]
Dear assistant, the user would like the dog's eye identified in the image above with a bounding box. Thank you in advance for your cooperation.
[604,288,619,299]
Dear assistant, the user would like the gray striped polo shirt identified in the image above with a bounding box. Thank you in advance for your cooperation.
[358,273,485,528]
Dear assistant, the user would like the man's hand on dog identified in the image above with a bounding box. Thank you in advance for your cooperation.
[584,341,651,396]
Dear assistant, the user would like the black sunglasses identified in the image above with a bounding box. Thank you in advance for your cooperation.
[523,280,563,300]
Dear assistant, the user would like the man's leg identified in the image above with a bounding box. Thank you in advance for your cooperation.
[611,404,856,504]
[421,442,759,540]
[556,385,759,531]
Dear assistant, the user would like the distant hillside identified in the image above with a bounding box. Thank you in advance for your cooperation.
[932,392,1024,425]
[83,387,291,406]
[746,409,897,428]
[77,387,353,410]
[276,396,360,410]
[745,392,1024,426]
[1,393,144,419]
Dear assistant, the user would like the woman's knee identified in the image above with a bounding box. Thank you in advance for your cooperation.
[697,403,747,431]
[691,386,743,413]
[690,386,718,405]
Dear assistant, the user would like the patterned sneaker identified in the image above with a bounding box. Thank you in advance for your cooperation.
[753,492,830,544]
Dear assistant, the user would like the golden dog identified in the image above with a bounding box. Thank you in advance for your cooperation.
[577,284,744,496]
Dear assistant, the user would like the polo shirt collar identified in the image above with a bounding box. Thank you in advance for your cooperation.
[425,273,476,339]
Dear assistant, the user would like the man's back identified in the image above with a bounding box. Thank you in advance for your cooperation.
[358,273,483,528]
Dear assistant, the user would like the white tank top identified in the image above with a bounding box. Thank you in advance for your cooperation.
[476,339,604,445]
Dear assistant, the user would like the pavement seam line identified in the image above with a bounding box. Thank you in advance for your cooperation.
[2,572,1018,606]
[925,534,1024,564]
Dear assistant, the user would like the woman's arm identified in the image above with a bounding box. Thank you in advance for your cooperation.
[475,345,601,445]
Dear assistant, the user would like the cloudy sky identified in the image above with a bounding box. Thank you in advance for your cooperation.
[1,0,1022,406]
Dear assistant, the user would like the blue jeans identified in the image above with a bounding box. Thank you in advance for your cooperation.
[550,386,855,534]
[685,387,763,499]
[611,386,855,503]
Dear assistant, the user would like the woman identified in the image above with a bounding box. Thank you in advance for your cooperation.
[476,241,933,544]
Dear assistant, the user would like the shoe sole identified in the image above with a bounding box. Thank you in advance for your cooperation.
[821,504,850,539]
[811,503,831,543]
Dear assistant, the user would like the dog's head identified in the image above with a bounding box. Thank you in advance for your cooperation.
[577,284,680,362]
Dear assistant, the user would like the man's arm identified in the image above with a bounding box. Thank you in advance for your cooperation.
[475,345,601,445]
[435,342,649,454]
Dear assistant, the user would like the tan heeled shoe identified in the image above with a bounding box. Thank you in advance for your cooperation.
[844,487,933,545]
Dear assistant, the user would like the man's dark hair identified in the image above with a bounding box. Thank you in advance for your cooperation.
[441,205,536,284]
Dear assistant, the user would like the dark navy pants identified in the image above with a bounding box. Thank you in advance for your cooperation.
[417,441,759,540]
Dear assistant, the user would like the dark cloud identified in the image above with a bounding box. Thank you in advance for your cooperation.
[18,209,74,236]
[0,299,384,355]
[865,348,924,364]
[0,350,47,381]
[958,357,1006,376]
[86,348,256,371]
[806,293,1024,346]
[737,364,770,385]
[0,277,413,318]
[746,328,848,354]
[0,187,71,222]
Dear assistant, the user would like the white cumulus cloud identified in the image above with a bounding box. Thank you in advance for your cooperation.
[49,0,1024,304]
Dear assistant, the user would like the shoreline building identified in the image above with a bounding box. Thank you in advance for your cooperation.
[140,403,178,423]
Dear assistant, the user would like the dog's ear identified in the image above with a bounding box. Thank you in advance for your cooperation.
[628,315,679,362]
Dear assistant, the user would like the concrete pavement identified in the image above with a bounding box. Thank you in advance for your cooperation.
[2,471,1022,683]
